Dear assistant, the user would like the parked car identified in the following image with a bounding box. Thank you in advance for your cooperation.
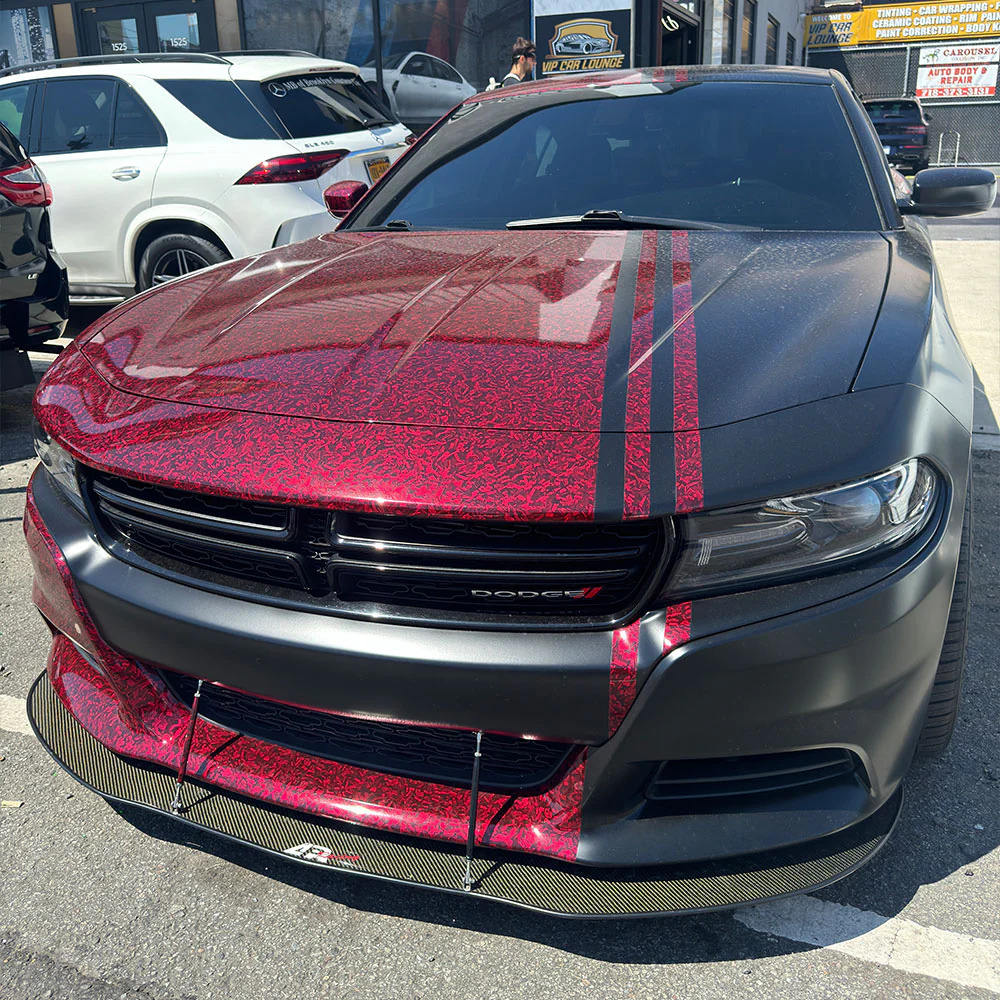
[0,118,67,389]
[25,66,994,918]
[0,52,411,304]
[863,97,931,173]
[358,52,475,129]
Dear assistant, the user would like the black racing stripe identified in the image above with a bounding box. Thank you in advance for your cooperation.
[650,232,675,512]
[594,231,643,520]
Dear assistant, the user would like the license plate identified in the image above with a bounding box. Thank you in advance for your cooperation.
[365,156,391,184]
[883,145,892,154]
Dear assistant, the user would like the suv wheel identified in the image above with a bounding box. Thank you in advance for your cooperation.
[138,233,229,291]
[917,473,972,755]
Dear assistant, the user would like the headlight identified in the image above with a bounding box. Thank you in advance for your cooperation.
[665,459,939,598]
[33,418,85,513]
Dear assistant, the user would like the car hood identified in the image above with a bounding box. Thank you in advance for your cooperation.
[80,229,890,432]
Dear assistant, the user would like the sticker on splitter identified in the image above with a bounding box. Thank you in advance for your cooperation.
[283,843,361,867]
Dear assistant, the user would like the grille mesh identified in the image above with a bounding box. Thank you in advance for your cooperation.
[28,672,898,917]
[85,470,667,627]
[162,670,575,793]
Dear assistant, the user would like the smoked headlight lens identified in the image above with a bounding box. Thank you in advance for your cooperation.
[665,459,939,598]
[32,419,85,513]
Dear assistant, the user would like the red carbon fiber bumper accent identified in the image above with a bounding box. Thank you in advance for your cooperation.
[23,485,587,862]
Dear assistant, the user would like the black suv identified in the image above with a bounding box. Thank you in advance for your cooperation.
[0,118,68,389]
[863,97,931,173]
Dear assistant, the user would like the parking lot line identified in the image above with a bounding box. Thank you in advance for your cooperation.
[0,695,31,736]
[735,894,1000,994]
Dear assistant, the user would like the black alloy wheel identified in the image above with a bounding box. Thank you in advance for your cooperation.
[138,233,230,292]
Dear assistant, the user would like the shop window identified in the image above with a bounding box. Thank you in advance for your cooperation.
[766,16,779,64]
[38,77,114,155]
[741,0,756,64]
[786,33,796,66]
[0,7,56,69]
[722,0,736,63]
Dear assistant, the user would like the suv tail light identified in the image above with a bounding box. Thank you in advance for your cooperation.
[235,150,348,185]
[902,125,927,134]
[0,160,52,206]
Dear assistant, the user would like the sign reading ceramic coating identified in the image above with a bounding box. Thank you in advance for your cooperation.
[806,3,1000,49]
[534,9,632,75]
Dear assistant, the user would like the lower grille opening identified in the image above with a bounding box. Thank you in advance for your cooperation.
[162,671,577,794]
[645,749,864,808]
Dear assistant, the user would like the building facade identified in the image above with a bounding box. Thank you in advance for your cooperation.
[0,0,807,92]
[804,0,1000,164]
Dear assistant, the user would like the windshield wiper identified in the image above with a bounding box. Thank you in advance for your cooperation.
[361,218,413,231]
[506,209,758,232]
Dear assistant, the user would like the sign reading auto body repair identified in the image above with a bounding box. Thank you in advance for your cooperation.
[916,42,1000,95]
[806,2,1000,48]
[533,0,633,75]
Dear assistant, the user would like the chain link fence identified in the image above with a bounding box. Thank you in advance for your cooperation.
[806,45,1000,166]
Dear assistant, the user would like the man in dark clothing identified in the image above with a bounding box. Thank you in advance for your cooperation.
[500,37,536,86]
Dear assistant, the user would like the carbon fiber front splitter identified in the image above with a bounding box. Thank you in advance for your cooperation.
[27,671,901,918]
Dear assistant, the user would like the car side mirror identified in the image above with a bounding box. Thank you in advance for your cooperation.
[901,167,996,217]
[323,180,369,219]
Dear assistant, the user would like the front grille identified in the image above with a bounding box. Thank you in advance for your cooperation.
[84,470,668,627]
[646,749,862,804]
[162,671,576,793]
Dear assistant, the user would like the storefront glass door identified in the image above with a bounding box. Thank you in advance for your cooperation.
[79,0,217,56]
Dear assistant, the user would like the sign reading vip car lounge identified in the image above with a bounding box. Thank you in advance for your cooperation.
[533,0,633,75]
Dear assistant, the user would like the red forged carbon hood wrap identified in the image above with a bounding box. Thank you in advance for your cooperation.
[77,229,890,433]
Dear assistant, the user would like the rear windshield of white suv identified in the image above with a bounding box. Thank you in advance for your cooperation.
[248,73,394,137]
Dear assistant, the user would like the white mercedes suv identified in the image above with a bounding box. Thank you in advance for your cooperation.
[0,52,412,303]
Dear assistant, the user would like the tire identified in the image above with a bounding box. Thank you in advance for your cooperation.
[917,473,972,755]
[137,233,229,292]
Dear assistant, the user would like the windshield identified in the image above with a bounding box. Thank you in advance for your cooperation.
[349,81,883,232]
[253,72,394,137]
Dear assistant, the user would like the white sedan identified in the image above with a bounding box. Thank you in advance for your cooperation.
[359,53,476,129]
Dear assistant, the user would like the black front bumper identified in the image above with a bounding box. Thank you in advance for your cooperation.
[27,671,902,918]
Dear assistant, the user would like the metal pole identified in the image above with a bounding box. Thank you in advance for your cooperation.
[937,133,944,167]
[954,132,961,166]
[372,0,384,103]
[169,679,203,814]
[462,731,484,891]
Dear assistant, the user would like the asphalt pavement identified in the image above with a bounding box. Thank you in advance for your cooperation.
[1,213,998,998]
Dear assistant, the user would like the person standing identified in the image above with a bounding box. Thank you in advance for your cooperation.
[500,37,536,86]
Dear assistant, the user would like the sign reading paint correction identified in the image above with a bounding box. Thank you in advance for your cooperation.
[534,6,633,75]
[806,2,1000,48]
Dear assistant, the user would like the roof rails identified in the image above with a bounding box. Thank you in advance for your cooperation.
[213,50,320,58]
[0,52,230,79]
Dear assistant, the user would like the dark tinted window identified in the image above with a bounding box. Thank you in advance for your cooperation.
[113,84,163,148]
[865,100,921,118]
[404,55,434,78]
[786,33,796,66]
[0,84,32,148]
[159,79,279,139]
[350,83,882,232]
[255,73,392,137]
[0,120,25,169]
[722,0,735,62]
[434,59,463,85]
[38,78,114,154]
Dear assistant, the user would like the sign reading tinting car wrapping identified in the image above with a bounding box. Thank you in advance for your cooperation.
[533,0,633,75]
[806,2,1000,48]
[916,42,999,95]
